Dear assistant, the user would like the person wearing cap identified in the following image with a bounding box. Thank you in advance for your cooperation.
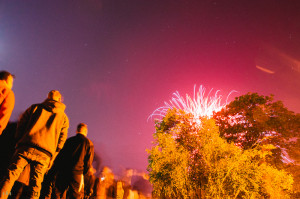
[0,71,15,135]
[0,90,69,199]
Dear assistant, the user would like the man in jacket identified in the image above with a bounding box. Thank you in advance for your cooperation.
[54,123,94,199]
[0,90,69,199]
[0,71,15,135]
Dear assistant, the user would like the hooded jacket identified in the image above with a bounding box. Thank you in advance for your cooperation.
[16,99,69,157]
[0,80,15,135]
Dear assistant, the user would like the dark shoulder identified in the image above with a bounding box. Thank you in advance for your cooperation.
[68,135,79,141]
[29,103,42,110]
[34,103,41,107]
[23,104,40,115]
[87,137,93,146]
[75,133,89,143]
[80,135,93,148]
[60,135,78,150]
[63,135,78,145]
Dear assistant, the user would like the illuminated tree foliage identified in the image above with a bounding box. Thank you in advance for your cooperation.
[213,93,300,168]
[148,109,293,199]
[284,138,300,197]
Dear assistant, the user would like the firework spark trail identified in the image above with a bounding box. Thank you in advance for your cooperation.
[149,85,236,121]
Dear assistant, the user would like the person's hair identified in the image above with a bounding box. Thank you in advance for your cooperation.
[47,90,62,101]
[0,71,15,81]
[77,123,87,133]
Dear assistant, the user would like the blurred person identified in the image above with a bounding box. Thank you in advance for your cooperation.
[116,181,124,199]
[0,122,29,199]
[132,173,152,199]
[92,166,115,199]
[126,190,138,199]
[0,71,15,136]
[0,122,17,179]
[54,123,94,199]
[121,169,133,199]
[0,90,69,199]
[105,175,115,199]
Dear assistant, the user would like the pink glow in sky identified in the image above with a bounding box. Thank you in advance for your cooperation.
[1,0,299,174]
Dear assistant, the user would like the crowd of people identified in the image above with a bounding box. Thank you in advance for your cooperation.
[0,71,152,199]
[79,167,152,199]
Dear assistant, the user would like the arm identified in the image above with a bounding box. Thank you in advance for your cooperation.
[47,151,59,170]
[0,91,15,134]
[56,115,69,152]
[15,105,34,141]
[84,141,94,174]
[50,115,69,169]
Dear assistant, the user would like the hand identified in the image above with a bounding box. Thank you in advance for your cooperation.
[78,174,84,192]
[87,189,93,197]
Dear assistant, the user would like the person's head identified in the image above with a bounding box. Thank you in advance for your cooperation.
[125,169,133,178]
[100,166,112,178]
[102,166,111,174]
[47,90,62,102]
[0,71,15,89]
[76,123,88,136]
[117,181,124,190]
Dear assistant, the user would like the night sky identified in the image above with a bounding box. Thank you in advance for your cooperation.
[1,0,300,175]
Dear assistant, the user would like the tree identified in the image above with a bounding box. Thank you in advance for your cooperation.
[148,109,293,198]
[285,138,300,197]
[213,93,300,167]
[147,109,196,199]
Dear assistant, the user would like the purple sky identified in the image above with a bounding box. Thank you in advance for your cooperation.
[1,0,300,175]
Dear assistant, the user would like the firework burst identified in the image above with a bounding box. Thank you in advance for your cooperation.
[149,85,235,122]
